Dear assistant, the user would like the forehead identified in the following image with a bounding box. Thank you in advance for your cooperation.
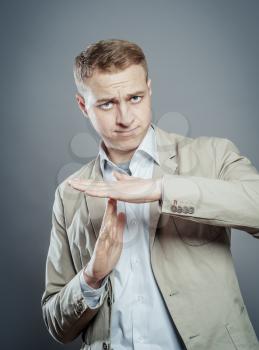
[85,64,147,95]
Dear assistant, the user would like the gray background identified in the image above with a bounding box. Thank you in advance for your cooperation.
[1,0,258,348]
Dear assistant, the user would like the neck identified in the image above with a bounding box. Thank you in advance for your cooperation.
[107,148,136,165]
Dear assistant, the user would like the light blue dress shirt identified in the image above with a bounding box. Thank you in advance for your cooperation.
[80,123,184,349]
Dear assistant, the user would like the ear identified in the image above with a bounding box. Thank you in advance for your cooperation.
[75,93,88,118]
[147,78,152,96]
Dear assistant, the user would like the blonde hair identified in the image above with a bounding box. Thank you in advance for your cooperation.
[73,38,149,94]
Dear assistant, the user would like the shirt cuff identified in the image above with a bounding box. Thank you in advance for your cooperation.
[79,270,109,309]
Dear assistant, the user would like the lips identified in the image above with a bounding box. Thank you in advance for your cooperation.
[115,127,138,135]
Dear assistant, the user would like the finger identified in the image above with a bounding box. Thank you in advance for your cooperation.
[68,179,94,192]
[115,211,126,243]
[112,171,134,180]
[102,198,117,232]
[70,180,116,198]
[104,197,116,219]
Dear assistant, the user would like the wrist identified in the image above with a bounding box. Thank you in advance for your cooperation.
[83,268,103,289]
[156,178,163,200]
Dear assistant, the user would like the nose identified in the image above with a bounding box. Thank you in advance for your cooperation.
[116,101,134,127]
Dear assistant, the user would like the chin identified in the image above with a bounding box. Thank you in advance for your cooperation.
[115,138,140,150]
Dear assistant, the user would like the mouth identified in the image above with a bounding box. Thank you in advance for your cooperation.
[115,126,139,136]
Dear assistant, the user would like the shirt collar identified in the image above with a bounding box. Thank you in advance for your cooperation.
[98,122,160,174]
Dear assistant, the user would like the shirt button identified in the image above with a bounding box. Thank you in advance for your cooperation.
[138,336,144,343]
[131,219,137,226]
[131,257,140,271]
[137,295,144,303]
[132,257,140,265]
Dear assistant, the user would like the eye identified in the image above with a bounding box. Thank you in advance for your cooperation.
[130,96,142,103]
[99,101,113,110]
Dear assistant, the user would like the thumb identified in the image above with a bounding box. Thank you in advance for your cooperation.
[113,170,134,180]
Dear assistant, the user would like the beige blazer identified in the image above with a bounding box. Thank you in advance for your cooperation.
[41,125,259,350]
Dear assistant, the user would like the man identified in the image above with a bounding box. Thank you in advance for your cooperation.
[41,39,259,350]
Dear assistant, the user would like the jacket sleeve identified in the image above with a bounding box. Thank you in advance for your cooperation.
[41,187,108,344]
[160,137,259,238]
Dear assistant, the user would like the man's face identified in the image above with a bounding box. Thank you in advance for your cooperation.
[76,64,152,163]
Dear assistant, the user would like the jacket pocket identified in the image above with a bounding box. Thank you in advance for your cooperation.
[173,217,223,246]
[225,321,259,350]
[225,324,239,349]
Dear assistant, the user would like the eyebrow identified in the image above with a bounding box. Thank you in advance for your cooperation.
[95,90,146,104]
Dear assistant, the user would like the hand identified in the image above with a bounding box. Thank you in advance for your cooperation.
[68,171,162,203]
[83,197,126,288]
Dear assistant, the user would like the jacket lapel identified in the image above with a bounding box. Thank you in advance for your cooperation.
[148,125,178,252]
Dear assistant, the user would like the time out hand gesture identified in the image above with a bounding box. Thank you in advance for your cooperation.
[83,197,126,288]
[68,171,162,203]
